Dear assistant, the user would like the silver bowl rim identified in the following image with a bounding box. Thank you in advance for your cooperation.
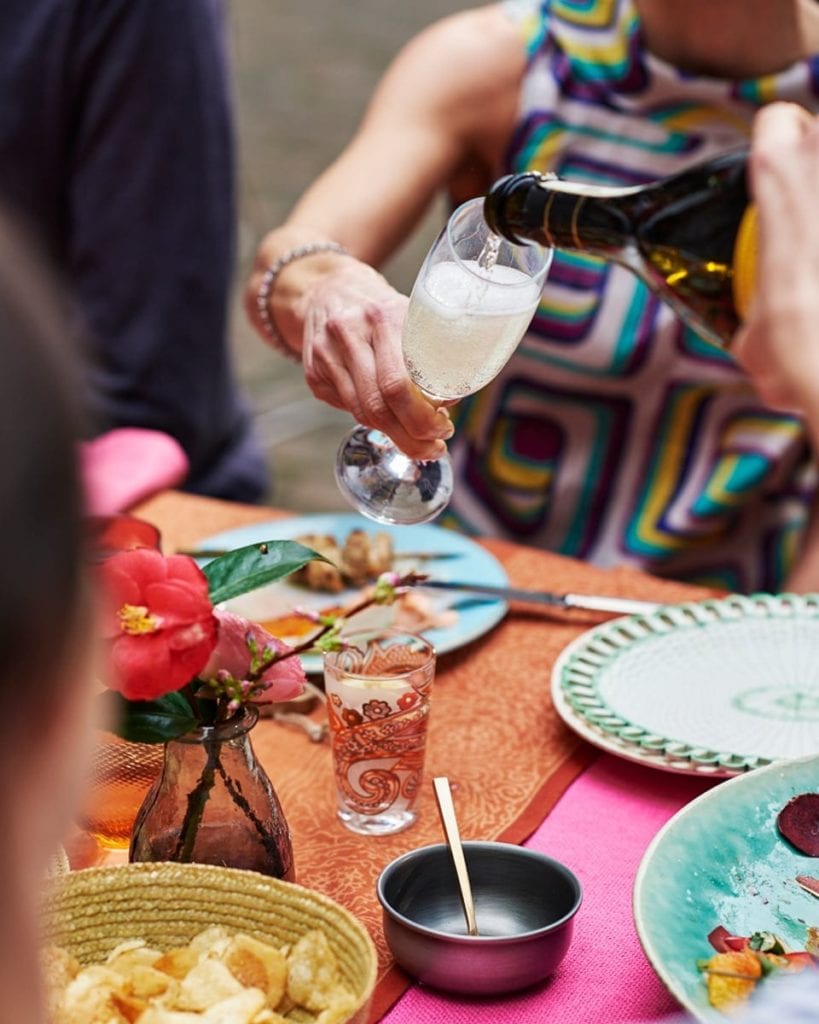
[376,840,583,945]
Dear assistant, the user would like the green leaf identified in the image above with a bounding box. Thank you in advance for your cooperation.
[97,690,199,744]
[201,540,328,605]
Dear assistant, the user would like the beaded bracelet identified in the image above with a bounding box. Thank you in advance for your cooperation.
[255,240,349,362]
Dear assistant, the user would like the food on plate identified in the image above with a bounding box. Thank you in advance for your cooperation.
[47,925,356,1024]
[796,875,819,899]
[700,948,761,1013]
[292,530,394,592]
[698,926,817,1013]
[259,606,347,644]
[257,587,457,648]
[390,589,457,634]
[777,792,819,856]
[336,530,393,588]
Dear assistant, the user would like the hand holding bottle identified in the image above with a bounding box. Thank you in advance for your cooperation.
[733,103,819,428]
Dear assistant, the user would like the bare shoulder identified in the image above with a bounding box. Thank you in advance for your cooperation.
[369,4,527,146]
[401,4,528,85]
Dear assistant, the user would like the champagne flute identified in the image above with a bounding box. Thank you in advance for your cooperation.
[336,197,552,525]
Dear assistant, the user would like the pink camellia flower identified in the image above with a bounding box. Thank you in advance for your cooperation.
[201,610,306,704]
[98,548,218,701]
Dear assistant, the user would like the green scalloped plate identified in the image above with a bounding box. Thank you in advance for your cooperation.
[551,594,819,777]
[634,753,819,1021]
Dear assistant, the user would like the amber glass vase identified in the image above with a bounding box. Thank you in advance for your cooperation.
[79,733,164,850]
[129,705,294,880]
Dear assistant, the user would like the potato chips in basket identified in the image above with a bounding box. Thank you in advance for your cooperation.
[42,864,377,1024]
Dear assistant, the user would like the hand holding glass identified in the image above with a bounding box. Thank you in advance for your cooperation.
[336,198,552,524]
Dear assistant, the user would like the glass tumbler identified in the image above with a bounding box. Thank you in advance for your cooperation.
[323,630,436,835]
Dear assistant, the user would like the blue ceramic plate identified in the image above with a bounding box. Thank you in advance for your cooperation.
[197,513,508,673]
[634,754,819,1021]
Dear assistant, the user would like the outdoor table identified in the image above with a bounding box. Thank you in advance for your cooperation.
[90,491,720,1023]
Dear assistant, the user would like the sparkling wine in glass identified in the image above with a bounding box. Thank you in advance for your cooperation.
[336,197,552,525]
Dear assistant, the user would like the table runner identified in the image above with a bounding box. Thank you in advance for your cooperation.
[383,755,717,1023]
[125,493,715,1021]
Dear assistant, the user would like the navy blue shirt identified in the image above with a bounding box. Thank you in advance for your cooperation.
[0,0,268,501]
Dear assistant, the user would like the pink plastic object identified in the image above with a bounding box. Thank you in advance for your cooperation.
[80,428,189,515]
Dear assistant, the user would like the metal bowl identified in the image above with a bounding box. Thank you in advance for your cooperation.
[377,841,582,995]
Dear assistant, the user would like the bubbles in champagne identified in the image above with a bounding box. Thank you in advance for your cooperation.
[402,259,541,400]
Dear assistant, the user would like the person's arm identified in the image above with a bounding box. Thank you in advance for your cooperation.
[734,103,819,432]
[68,0,262,499]
[733,102,819,590]
[245,3,524,460]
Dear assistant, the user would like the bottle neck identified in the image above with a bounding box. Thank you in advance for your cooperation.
[537,181,638,257]
[484,174,637,259]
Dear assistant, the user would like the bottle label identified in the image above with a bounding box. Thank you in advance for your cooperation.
[732,204,757,322]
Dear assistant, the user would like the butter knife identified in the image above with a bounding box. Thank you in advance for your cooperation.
[177,547,462,561]
[421,580,660,617]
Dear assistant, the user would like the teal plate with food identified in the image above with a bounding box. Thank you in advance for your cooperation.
[193,513,508,673]
[634,754,819,1021]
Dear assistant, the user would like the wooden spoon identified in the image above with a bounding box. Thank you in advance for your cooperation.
[433,776,478,936]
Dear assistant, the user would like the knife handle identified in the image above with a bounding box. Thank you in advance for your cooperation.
[562,593,660,616]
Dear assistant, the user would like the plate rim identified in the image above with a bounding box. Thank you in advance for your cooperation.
[196,513,509,672]
[632,751,819,1023]
[551,593,819,778]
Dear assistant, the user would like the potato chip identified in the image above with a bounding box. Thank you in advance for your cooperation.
[188,925,232,957]
[127,965,177,1002]
[56,965,130,1024]
[108,944,164,976]
[222,933,287,1006]
[134,1010,202,1024]
[153,946,200,981]
[200,988,267,1023]
[286,930,348,1014]
[314,994,358,1024]
[110,989,149,1023]
[47,922,358,1024]
[43,944,79,1017]
[175,957,244,1012]
[250,1011,290,1024]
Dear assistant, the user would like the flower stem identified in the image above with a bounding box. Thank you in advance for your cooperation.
[181,682,204,723]
[173,732,220,861]
[244,570,427,682]
[215,760,288,876]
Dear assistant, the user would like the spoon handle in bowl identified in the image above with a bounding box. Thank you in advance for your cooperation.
[433,777,478,937]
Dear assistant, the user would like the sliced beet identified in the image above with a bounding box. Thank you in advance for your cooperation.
[777,793,819,856]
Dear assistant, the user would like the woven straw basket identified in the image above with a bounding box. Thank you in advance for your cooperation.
[43,862,377,1024]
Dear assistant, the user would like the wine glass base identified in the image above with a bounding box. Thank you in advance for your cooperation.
[336,425,454,526]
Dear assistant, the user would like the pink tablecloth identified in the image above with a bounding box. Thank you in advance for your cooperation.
[383,756,716,1023]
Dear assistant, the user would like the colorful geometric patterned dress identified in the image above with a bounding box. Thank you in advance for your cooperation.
[445,0,819,592]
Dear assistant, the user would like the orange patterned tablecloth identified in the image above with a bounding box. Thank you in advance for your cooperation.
[102,493,713,1021]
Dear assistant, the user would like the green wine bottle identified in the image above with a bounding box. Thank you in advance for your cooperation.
[483,149,757,349]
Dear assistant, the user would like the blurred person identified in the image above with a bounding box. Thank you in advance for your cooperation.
[0,214,97,1023]
[735,101,819,590]
[0,0,268,503]
[723,972,819,1024]
[247,0,819,593]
